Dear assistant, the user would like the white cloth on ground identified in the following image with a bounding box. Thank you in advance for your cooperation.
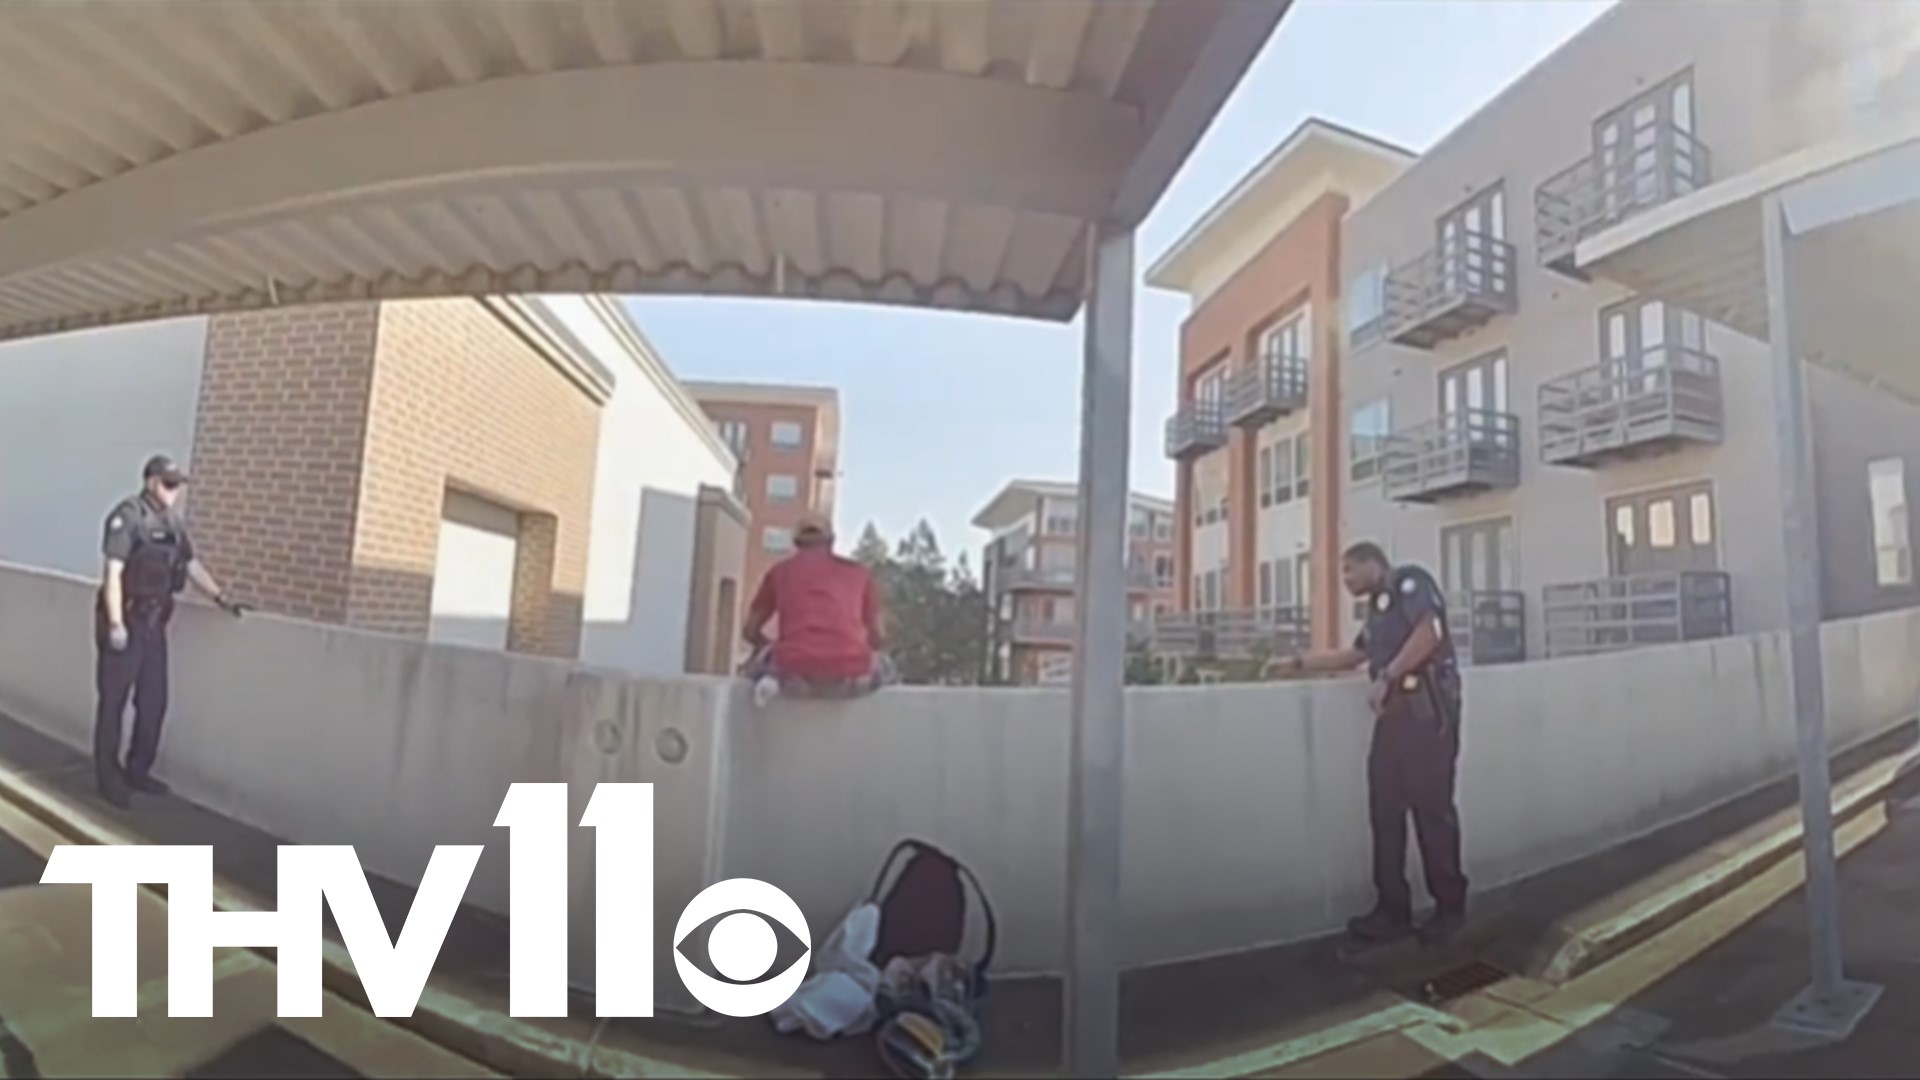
[770,901,882,1039]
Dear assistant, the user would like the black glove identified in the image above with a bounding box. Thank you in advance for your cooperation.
[215,593,249,617]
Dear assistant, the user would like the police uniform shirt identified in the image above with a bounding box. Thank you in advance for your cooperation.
[102,495,193,599]
[1352,565,1454,680]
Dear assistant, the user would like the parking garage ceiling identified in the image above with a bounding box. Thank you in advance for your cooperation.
[0,0,1286,339]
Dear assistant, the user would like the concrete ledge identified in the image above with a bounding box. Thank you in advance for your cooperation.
[0,758,739,1080]
[1539,742,1916,985]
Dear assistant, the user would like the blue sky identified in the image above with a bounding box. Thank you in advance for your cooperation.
[625,0,1613,560]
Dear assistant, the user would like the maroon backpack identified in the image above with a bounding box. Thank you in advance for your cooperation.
[868,839,997,997]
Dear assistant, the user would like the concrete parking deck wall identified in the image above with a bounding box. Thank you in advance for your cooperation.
[1,560,1916,999]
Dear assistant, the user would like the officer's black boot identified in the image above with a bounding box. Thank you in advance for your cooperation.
[95,764,131,810]
[126,774,170,796]
[1346,907,1413,944]
[1416,906,1466,946]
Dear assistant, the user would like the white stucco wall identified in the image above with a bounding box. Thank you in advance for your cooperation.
[539,297,736,676]
[0,318,206,579]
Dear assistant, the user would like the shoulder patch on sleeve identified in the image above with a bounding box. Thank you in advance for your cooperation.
[108,515,122,531]
[1400,575,1418,595]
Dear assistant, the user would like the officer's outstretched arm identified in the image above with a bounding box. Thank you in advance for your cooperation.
[185,559,226,601]
[1275,646,1366,675]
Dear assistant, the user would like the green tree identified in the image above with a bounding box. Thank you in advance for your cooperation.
[851,520,987,686]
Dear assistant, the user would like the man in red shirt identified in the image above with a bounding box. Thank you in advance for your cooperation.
[742,512,894,703]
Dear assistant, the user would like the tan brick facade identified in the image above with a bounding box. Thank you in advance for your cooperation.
[189,298,602,657]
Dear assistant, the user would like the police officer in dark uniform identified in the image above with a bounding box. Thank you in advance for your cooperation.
[95,454,244,808]
[1273,541,1468,945]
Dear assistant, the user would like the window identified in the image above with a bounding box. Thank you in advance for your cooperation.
[1346,264,1387,343]
[1261,312,1310,367]
[1130,516,1147,539]
[1349,398,1392,482]
[770,421,803,449]
[1257,446,1272,509]
[1044,510,1077,536]
[1271,438,1294,506]
[1294,434,1311,498]
[1154,515,1172,542]
[1154,554,1174,589]
[1194,361,1228,409]
[1257,560,1272,607]
[716,420,749,455]
[1871,457,1912,586]
[1607,482,1716,575]
[762,526,794,553]
[1296,552,1311,610]
[1273,557,1296,609]
[766,473,799,501]
[1440,518,1516,595]
[1648,500,1677,549]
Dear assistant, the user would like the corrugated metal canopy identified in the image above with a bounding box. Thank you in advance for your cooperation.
[0,0,1289,340]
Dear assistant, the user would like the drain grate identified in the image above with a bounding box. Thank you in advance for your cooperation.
[1418,959,1510,1005]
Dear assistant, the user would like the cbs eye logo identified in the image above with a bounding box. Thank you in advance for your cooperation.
[672,878,813,1016]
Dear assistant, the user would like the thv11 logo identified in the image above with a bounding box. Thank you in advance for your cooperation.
[41,783,811,1019]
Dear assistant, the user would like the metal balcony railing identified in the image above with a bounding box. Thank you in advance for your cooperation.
[1381,231,1517,349]
[1539,347,1723,467]
[1542,570,1732,658]
[1379,410,1521,503]
[1536,125,1712,276]
[1009,619,1155,648]
[1147,607,1310,660]
[1165,401,1228,460]
[1224,354,1308,429]
[1447,590,1525,665]
[1000,563,1161,591]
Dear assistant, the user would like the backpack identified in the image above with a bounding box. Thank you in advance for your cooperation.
[867,839,997,987]
[867,840,997,1079]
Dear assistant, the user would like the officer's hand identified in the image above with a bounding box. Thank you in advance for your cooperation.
[215,593,248,617]
[106,624,129,652]
[1367,676,1390,715]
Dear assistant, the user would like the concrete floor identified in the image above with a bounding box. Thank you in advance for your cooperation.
[0,705,1915,1079]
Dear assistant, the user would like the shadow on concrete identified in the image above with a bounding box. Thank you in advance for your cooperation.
[0,709,1911,1077]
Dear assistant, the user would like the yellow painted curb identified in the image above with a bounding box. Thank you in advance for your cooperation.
[1540,748,1912,984]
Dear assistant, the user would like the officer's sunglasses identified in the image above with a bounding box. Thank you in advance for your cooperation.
[157,478,183,492]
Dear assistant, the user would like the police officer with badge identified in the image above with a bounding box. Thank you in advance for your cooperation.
[94,454,245,808]
[1271,541,1468,946]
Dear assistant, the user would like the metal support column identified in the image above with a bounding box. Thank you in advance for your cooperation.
[1065,224,1133,1078]
[1761,193,1883,1039]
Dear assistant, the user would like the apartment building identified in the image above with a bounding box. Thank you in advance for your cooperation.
[684,381,841,599]
[1336,1,1920,661]
[0,296,748,675]
[1152,120,1412,659]
[972,480,1176,685]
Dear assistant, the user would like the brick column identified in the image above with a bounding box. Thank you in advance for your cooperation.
[187,304,380,623]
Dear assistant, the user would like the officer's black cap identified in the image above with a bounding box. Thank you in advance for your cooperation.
[142,454,189,484]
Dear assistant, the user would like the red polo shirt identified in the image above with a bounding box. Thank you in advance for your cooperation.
[749,548,879,679]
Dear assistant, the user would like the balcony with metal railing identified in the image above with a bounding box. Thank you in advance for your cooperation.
[1448,590,1526,665]
[1379,409,1521,503]
[1539,347,1723,468]
[1542,570,1732,659]
[1165,401,1228,461]
[1147,607,1309,660]
[1535,125,1712,277]
[1224,354,1308,429]
[1001,561,1162,592]
[1009,618,1155,648]
[1381,231,1517,349]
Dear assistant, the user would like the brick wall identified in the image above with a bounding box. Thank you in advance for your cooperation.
[187,304,380,622]
[1174,192,1347,648]
[348,299,601,657]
